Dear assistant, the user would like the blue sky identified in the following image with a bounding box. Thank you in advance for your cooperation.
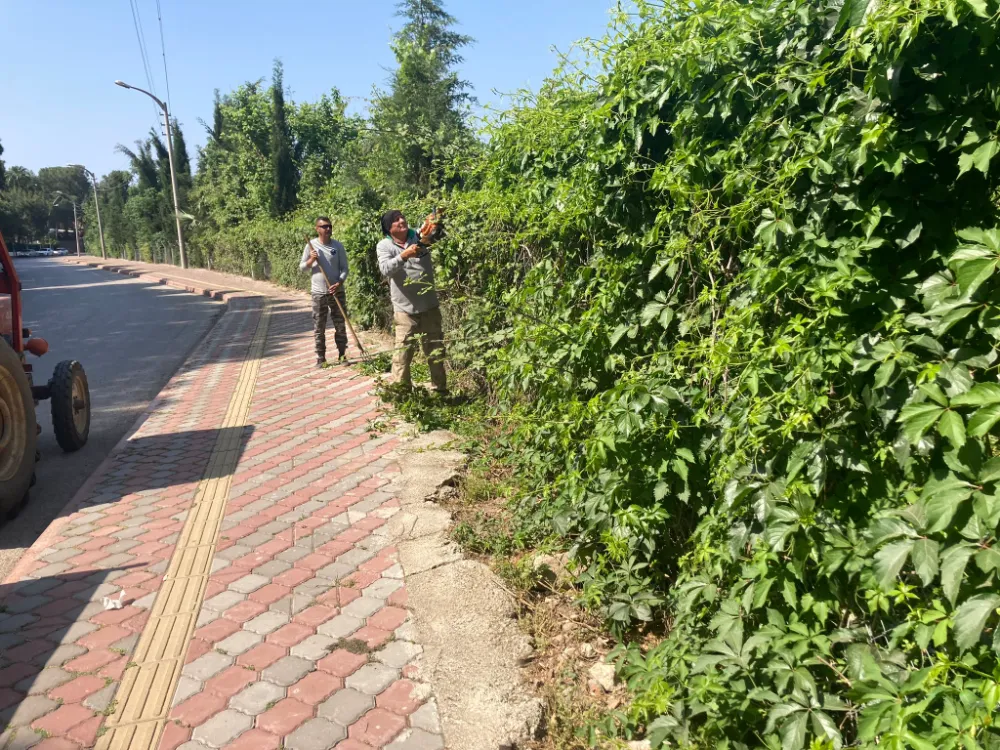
[0,0,617,178]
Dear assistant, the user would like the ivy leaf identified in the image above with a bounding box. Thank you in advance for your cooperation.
[981,457,1000,484]
[975,546,1000,574]
[654,481,668,501]
[780,711,808,750]
[911,539,940,587]
[941,544,975,607]
[953,257,999,297]
[874,540,914,590]
[954,594,1000,650]
[837,0,874,30]
[811,711,843,748]
[963,0,990,16]
[609,324,629,348]
[921,474,974,533]
[899,402,945,442]
[937,410,966,447]
[950,383,1000,407]
[968,404,1000,437]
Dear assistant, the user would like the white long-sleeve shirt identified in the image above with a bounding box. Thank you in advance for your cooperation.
[300,239,349,295]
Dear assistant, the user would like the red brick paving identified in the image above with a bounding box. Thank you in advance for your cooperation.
[0,289,444,749]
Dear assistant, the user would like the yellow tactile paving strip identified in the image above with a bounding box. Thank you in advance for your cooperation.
[96,301,271,750]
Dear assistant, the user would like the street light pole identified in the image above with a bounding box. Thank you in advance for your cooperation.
[71,202,80,257]
[69,165,106,259]
[52,192,81,257]
[114,80,187,269]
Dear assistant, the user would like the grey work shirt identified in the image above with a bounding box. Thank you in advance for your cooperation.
[300,239,349,295]
[376,230,440,315]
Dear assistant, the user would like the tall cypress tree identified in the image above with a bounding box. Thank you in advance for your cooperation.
[0,137,6,191]
[269,60,297,217]
[171,119,193,202]
[368,0,474,197]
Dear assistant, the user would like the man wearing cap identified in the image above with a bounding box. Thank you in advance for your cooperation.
[301,216,350,367]
[376,210,446,393]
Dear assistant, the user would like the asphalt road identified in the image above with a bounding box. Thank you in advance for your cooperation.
[0,259,223,581]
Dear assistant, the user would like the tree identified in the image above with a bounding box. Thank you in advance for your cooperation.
[269,60,297,217]
[0,137,6,191]
[171,119,193,209]
[367,0,474,197]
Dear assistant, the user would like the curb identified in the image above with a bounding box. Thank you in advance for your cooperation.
[58,257,259,303]
[1,292,265,587]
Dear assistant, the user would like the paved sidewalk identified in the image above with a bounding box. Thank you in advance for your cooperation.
[0,280,445,749]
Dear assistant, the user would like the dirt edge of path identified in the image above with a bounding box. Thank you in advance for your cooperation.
[383,427,545,750]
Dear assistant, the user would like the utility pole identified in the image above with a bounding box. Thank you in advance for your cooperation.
[52,192,81,257]
[113,80,187,269]
[72,203,80,257]
[68,165,106,259]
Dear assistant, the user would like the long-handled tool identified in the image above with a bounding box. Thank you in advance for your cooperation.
[306,237,372,362]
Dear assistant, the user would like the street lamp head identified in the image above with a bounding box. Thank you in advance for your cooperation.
[114,80,131,89]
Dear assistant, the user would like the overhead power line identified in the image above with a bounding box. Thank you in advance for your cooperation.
[155,0,173,115]
[128,0,160,123]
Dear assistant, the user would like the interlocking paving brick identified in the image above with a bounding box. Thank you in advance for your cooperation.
[257,697,314,735]
[0,726,43,750]
[374,641,422,670]
[244,611,289,635]
[316,614,363,639]
[347,707,406,746]
[409,700,442,734]
[346,663,399,696]
[47,674,104,702]
[216,630,262,656]
[16,667,73,696]
[365,577,404,600]
[386,728,445,750]
[317,688,374,727]
[30,702,94,735]
[229,680,285,715]
[262,655,314,687]
[192,708,253,748]
[83,682,118,713]
[183,651,234,682]
[288,671,342,706]
[230,574,269,594]
[290,634,337,661]
[285,717,347,750]
[342,597,384,619]
[204,591,246,612]
[173,675,203,707]
[0,695,57,727]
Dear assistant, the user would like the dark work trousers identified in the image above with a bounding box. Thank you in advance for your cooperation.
[311,288,348,361]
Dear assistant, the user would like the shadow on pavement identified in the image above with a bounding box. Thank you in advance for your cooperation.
[0,425,254,552]
[0,565,141,728]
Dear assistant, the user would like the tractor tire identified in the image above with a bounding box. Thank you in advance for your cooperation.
[50,360,90,453]
[0,337,37,517]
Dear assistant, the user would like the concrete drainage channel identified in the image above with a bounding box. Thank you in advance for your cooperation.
[381,429,544,749]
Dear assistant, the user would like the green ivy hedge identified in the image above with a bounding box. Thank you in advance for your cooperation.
[405,0,1000,746]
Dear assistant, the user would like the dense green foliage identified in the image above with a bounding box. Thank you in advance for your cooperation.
[8,0,1000,745]
[418,0,1000,746]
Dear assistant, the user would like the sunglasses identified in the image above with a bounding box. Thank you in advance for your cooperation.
[316,224,332,230]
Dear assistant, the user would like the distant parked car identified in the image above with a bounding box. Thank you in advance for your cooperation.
[37,248,55,256]
[54,248,69,256]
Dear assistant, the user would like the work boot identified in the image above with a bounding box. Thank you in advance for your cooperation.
[316,358,326,369]
[337,351,349,365]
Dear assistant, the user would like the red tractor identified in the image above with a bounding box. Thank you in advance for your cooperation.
[0,230,91,518]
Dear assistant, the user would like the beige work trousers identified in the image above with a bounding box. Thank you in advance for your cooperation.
[392,306,447,393]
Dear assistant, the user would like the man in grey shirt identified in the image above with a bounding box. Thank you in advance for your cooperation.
[300,216,350,367]
[376,209,446,393]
